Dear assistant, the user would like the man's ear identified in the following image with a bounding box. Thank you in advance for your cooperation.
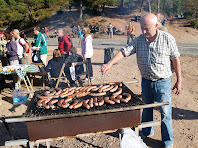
[155,23,158,28]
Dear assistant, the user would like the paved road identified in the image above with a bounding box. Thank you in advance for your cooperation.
[31,38,198,57]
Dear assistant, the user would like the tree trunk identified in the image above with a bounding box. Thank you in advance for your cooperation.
[120,0,124,9]
[140,0,144,13]
[157,0,160,13]
[79,0,83,18]
[147,0,151,13]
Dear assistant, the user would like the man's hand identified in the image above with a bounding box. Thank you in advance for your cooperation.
[23,54,27,59]
[101,63,112,75]
[36,48,39,51]
[83,57,86,61]
[172,57,182,95]
[4,49,7,53]
[172,80,181,95]
[62,51,66,54]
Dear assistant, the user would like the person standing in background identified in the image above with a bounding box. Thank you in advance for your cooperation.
[12,29,29,64]
[127,21,135,44]
[81,28,94,82]
[0,32,7,66]
[72,26,76,38]
[4,33,19,65]
[156,13,168,32]
[77,25,82,38]
[58,29,71,61]
[33,27,48,66]
[107,23,113,39]
[44,27,49,38]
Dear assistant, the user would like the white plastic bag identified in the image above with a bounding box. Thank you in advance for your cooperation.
[120,128,148,148]
[69,64,76,81]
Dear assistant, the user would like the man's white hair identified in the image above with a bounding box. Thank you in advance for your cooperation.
[141,13,158,25]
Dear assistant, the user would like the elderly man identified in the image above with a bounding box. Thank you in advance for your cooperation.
[57,29,71,61]
[156,13,168,32]
[101,13,181,148]
[12,29,29,64]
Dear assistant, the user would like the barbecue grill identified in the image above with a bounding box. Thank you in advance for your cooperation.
[0,83,169,147]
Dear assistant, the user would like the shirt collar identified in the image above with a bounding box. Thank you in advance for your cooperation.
[144,30,160,43]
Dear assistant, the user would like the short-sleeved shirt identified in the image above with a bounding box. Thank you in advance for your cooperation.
[16,38,26,59]
[121,30,180,81]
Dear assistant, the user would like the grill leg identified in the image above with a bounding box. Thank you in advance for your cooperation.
[1,116,14,140]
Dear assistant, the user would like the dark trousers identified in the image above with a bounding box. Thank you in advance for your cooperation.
[127,34,134,44]
[62,54,69,61]
[86,58,93,78]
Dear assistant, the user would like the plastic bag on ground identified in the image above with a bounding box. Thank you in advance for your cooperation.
[120,128,148,148]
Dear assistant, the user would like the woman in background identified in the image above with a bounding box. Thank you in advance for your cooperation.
[81,28,93,82]
[4,33,19,65]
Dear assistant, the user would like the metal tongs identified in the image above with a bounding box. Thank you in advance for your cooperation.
[100,74,105,85]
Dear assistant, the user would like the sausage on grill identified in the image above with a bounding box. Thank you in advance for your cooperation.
[89,92,106,97]
[73,101,84,109]
[83,99,90,109]
[110,85,119,93]
[110,96,120,104]
[113,88,122,96]
[69,99,78,109]
[104,97,115,105]
[93,97,99,106]
[89,98,94,108]
[98,97,105,106]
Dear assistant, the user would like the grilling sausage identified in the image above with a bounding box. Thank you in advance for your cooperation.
[89,98,94,108]
[36,94,53,100]
[110,96,120,104]
[65,97,73,103]
[91,84,103,91]
[48,90,56,96]
[62,102,70,108]
[58,99,64,107]
[42,99,51,109]
[98,85,110,93]
[104,97,115,105]
[60,89,75,98]
[98,97,105,106]
[83,99,90,109]
[102,85,114,92]
[73,101,84,109]
[93,97,99,106]
[55,89,62,95]
[86,86,97,92]
[89,92,106,97]
[113,88,122,96]
[76,92,88,98]
[49,99,59,109]
[37,99,45,107]
[110,85,119,93]
[120,93,131,103]
[69,99,78,109]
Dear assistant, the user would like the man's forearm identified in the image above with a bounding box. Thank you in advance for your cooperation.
[172,57,182,82]
[108,51,125,66]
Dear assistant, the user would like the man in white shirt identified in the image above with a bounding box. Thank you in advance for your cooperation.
[12,29,29,64]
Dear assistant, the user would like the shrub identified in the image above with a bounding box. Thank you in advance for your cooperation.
[100,18,107,23]
[191,19,198,29]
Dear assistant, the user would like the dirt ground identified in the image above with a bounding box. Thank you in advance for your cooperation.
[0,46,198,148]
